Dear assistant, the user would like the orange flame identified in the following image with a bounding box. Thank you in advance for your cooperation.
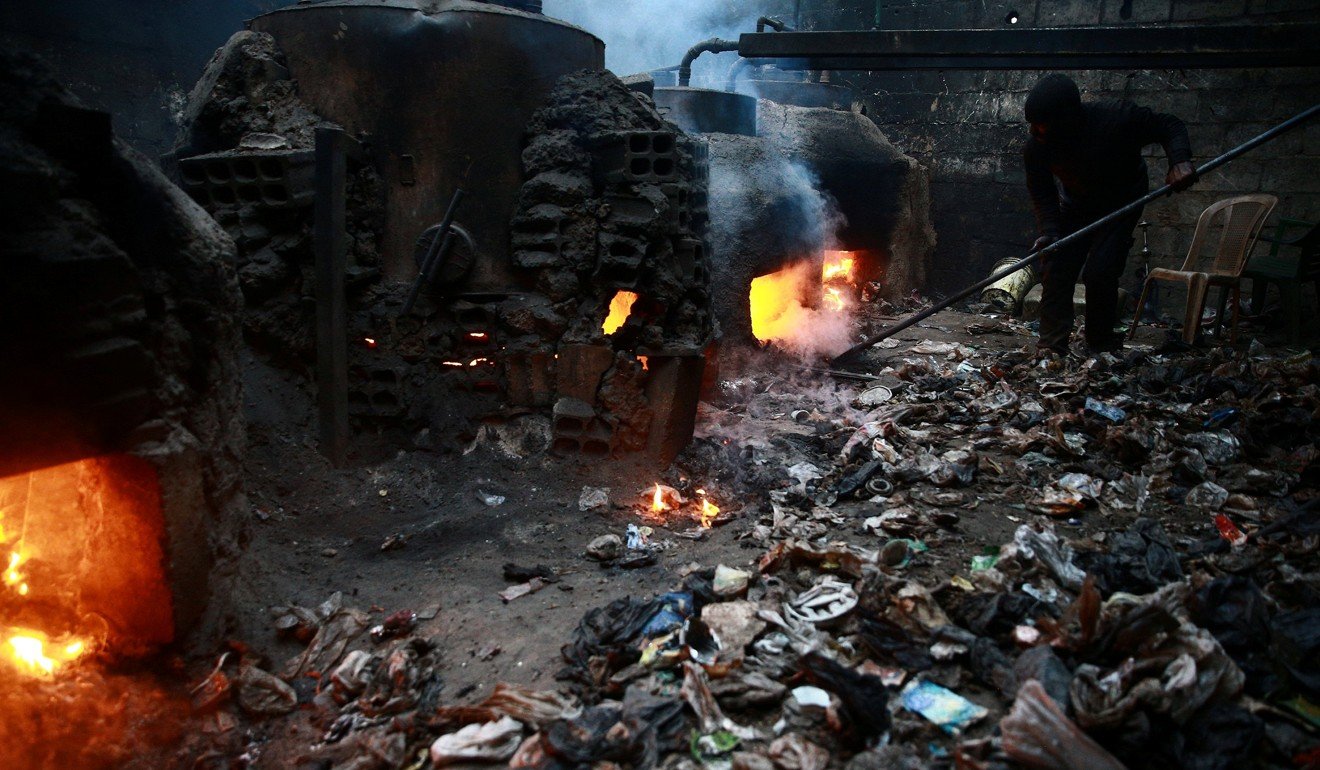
[1,457,173,678]
[651,483,667,512]
[821,251,857,284]
[636,355,649,371]
[695,489,720,528]
[823,287,846,312]
[602,291,639,335]
[5,631,88,677]
[750,262,815,343]
[4,551,28,596]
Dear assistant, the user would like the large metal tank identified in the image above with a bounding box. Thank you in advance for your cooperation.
[251,0,603,290]
[653,87,757,136]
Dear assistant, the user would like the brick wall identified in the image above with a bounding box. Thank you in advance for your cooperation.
[795,0,1320,303]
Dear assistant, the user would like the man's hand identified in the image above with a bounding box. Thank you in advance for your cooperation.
[1033,235,1058,254]
[1166,161,1196,191]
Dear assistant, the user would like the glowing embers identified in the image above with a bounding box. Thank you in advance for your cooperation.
[602,290,640,335]
[749,251,860,358]
[821,250,858,312]
[0,456,173,677]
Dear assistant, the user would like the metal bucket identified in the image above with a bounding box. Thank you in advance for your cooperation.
[981,256,1039,314]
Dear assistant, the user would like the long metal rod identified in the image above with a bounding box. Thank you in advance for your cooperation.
[830,103,1320,366]
[737,23,1320,70]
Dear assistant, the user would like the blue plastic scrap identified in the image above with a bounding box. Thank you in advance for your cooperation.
[640,591,693,638]
[900,679,989,735]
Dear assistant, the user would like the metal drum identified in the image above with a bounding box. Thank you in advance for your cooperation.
[653,87,757,136]
[251,0,603,290]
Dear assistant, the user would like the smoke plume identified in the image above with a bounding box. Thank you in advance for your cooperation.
[541,0,788,82]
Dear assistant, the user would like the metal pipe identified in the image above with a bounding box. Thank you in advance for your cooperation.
[729,19,792,91]
[726,58,755,92]
[678,38,739,87]
[829,102,1320,366]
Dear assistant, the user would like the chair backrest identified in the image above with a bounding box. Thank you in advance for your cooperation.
[1179,194,1278,277]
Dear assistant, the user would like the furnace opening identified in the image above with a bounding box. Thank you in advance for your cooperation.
[749,250,861,358]
[0,455,173,679]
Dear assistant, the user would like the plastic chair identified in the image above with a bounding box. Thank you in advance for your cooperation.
[1129,194,1277,344]
[1244,217,1320,343]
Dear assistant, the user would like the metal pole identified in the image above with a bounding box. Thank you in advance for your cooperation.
[830,103,1320,366]
[315,127,349,467]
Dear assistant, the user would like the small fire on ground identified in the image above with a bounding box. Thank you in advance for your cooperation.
[750,250,858,358]
[647,483,721,528]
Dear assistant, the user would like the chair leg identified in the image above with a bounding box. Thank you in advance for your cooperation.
[1249,277,1269,316]
[1282,283,1302,344]
[1129,278,1153,340]
[1229,283,1241,344]
[1213,287,1229,339]
[1183,276,1209,345]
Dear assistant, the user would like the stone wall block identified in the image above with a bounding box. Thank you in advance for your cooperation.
[1262,159,1320,195]
[1172,0,1249,21]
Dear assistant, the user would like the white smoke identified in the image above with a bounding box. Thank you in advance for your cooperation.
[708,150,853,361]
[541,0,781,84]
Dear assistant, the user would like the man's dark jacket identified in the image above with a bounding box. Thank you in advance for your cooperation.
[1023,100,1191,238]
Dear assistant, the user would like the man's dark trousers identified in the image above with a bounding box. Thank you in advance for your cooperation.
[1037,206,1144,353]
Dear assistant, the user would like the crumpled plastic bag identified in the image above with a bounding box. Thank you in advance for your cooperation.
[236,664,298,716]
[481,683,581,728]
[1000,680,1125,770]
[799,652,890,749]
[767,734,829,770]
[430,716,524,766]
[282,592,372,679]
[1012,524,1086,591]
[1075,517,1182,596]
[1071,606,1244,729]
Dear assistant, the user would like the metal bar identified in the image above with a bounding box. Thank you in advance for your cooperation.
[738,23,1320,70]
[315,126,350,467]
[829,102,1320,366]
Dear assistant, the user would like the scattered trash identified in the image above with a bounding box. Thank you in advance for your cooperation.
[585,533,623,562]
[1214,512,1248,546]
[369,608,417,642]
[578,486,610,512]
[476,489,506,507]
[235,664,298,717]
[429,716,524,766]
[712,565,751,597]
[900,679,989,735]
[1001,680,1125,770]
[499,578,546,603]
[1084,397,1126,423]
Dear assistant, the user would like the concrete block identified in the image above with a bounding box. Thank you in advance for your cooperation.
[1262,159,1320,194]
[555,343,614,403]
[504,350,555,407]
[1036,2,1103,26]
[1171,0,1247,21]
[1101,0,1172,22]
[643,354,705,466]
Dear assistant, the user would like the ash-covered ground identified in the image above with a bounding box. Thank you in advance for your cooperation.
[159,298,1319,770]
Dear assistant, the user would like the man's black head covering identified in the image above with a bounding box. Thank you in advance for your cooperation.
[1025,74,1082,124]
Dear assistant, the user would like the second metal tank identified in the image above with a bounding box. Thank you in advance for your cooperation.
[251,0,604,291]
